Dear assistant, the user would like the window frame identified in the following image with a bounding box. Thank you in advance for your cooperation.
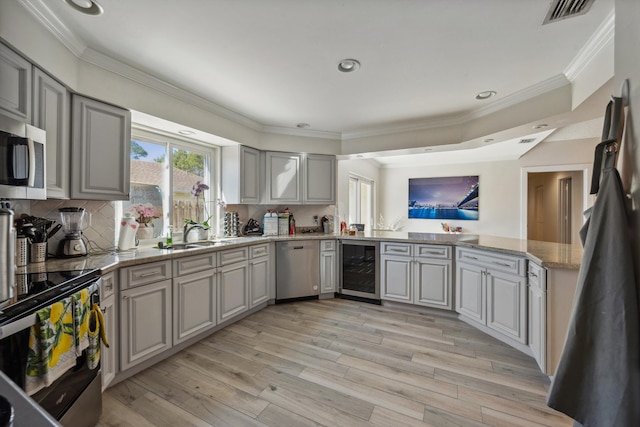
[348,173,375,230]
[123,125,220,240]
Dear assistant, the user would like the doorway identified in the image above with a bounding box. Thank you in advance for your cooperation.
[521,165,591,242]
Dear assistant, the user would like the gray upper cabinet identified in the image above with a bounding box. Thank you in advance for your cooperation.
[304,154,335,204]
[222,145,260,204]
[33,68,70,199]
[0,43,32,122]
[265,151,336,205]
[265,151,302,204]
[71,94,131,200]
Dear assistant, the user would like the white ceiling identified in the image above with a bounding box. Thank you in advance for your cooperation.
[19,0,614,157]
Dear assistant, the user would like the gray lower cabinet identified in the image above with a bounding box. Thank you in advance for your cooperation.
[173,269,217,345]
[100,271,117,391]
[381,243,452,309]
[120,279,172,371]
[455,248,527,344]
[527,261,547,372]
[33,67,70,199]
[320,240,337,293]
[249,243,270,307]
[71,94,131,200]
[218,259,249,323]
[0,43,31,122]
[119,260,173,371]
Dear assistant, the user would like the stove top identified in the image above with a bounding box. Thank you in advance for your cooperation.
[0,268,100,327]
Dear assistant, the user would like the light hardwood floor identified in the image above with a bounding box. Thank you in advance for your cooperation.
[98,299,571,427]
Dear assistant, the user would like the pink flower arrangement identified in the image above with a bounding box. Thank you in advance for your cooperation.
[128,203,161,224]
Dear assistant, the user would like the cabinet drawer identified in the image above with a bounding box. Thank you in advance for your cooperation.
[173,253,217,277]
[320,240,336,251]
[528,262,547,291]
[250,243,270,259]
[456,248,525,276]
[220,247,249,266]
[101,271,116,299]
[415,244,451,259]
[381,242,412,256]
[120,260,172,289]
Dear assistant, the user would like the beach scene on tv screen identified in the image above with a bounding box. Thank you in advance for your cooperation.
[408,176,479,220]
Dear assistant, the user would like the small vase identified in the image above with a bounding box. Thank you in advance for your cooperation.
[136,223,154,240]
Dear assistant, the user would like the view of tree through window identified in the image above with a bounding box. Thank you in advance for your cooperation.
[123,137,213,239]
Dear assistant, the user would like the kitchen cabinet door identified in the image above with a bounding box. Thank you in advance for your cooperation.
[218,261,249,323]
[380,255,412,303]
[320,250,337,293]
[304,154,335,204]
[0,43,31,122]
[455,262,485,324]
[71,94,131,200]
[173,269,217,345]
[100,292,117,390]
[414,258,452,309]
[265,151,301,203]
[485,269,526,343]
[528,262,547,371]
[33,67,70,199]
[222,145,260,204]
[120,279,172,371]
[249,256,269,307]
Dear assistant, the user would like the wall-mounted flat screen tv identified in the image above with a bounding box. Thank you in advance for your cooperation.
[408,176,479,220]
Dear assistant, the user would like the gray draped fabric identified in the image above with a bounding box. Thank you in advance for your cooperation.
[547,151,640,426]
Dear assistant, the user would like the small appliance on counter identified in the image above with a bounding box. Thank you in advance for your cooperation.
[263,212,278,236]
[57,207,90,257]
[223,211,240,237]
[242,218,262,235]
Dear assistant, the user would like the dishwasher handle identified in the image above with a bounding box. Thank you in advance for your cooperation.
[293,246,304,250]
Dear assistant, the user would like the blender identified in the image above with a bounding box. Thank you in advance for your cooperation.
[58,207,90,257]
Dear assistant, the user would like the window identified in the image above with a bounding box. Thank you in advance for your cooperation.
[348,175,374,229]
[123,129,217,240]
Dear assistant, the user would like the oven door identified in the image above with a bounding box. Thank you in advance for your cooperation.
[0,277,102,426]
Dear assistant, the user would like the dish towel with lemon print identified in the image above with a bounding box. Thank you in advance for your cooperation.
[25,284,108,395]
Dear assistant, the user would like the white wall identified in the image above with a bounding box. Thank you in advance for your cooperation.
[378,137,598,238]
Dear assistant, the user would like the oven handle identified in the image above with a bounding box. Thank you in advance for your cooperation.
[0,314,36,339]
[0,277,102,339]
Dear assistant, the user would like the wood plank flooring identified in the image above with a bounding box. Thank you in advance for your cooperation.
[97,299,571,427]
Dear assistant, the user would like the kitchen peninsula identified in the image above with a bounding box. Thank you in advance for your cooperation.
[36,231,581,385]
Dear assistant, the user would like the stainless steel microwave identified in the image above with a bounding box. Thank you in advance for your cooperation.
[0,114,46,200]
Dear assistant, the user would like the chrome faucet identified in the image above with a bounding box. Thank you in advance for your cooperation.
[183,223,208,242]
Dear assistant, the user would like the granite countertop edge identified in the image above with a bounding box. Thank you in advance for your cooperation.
[39,232,582,274]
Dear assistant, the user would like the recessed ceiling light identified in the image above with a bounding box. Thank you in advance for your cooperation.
[475,90,497,100]
[64,0,103,15]
[483,138,494,143]
[338,59,361,73]
[178,130,195,136]
[356,154,363,158]
[532,124,548,129]
[424,148,432,152]
[296,123,310,129]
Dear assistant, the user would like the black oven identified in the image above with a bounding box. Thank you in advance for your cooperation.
[0,269,102,426]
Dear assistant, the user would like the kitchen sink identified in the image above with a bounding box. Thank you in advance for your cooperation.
[160,239,235,250]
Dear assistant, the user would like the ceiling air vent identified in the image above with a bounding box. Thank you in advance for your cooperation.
[543,0,595,25]
[519,138,536,144]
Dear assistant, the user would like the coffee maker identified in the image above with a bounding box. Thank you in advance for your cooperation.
[58,207,90,257]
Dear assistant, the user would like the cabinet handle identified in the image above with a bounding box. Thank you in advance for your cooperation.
[122,295,129,299]
[139,271,160,277]
[465,255,479,260]
[528,271,538,278]
[492,261,511,267]
[425,251,443,255]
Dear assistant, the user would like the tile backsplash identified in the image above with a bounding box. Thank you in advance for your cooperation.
[28,200,118,255]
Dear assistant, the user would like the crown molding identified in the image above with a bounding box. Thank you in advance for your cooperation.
[80,48,264,132]
[564,10,615,82]
[18,0,87,56]
[261,125,341,140]
[342,74,570,140]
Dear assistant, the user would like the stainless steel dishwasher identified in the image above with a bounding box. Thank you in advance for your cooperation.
[276,240,320,301]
